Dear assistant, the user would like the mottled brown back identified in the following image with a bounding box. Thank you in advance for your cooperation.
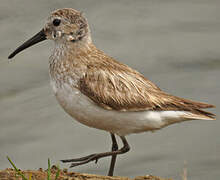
[78,45,215,119]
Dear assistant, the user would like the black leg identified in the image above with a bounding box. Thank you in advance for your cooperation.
[61,135,130,176]
[108,133,118,176]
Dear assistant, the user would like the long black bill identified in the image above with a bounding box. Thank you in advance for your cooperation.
[8,29,46,59]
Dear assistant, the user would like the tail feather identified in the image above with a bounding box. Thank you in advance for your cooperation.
[181,109,216,121]
[180,98,215,109]
[175,97,216,120]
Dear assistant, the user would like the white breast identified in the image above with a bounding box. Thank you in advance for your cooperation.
[50,80,190,136]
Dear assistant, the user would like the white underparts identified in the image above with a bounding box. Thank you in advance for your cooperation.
[51,81,203,136]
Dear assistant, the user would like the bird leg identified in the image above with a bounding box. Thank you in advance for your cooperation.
[61,136,130,176]
[108,133,118,176]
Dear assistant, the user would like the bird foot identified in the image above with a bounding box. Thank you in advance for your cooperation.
[61,151,118,168]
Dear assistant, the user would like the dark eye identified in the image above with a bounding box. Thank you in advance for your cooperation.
[53,19,61,26]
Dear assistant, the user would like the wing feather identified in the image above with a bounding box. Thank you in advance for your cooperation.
[77,48,215,120]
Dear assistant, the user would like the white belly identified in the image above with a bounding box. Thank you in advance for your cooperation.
[51,81,188,136]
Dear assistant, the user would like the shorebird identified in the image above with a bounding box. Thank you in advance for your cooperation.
[8,8,215,176]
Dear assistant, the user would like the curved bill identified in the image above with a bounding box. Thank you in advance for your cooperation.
[8,29,46,59]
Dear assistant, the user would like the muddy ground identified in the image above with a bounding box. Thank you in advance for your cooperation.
[0,166,172,180]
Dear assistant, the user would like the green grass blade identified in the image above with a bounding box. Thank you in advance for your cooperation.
[54,165,60,180]
[28,173,32,180]
[7,156,28,180]
[47,158,51,180]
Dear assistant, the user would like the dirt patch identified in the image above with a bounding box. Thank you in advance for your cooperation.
[0,166,172,180]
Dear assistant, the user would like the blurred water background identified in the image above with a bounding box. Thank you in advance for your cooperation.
[0,0,220,179]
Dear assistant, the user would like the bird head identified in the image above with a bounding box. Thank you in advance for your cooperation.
[8,8,91,59]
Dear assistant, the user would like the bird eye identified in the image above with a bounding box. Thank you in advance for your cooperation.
[53,19,61,26]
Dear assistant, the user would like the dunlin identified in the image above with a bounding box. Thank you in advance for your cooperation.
[8,8,215,176]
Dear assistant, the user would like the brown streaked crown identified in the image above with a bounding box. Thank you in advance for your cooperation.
[45,8,90,42]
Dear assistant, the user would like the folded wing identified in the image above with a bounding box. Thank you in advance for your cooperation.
[78,56,215,120]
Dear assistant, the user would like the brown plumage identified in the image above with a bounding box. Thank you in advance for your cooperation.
[8,8,216,176]
[70,44,215,120]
